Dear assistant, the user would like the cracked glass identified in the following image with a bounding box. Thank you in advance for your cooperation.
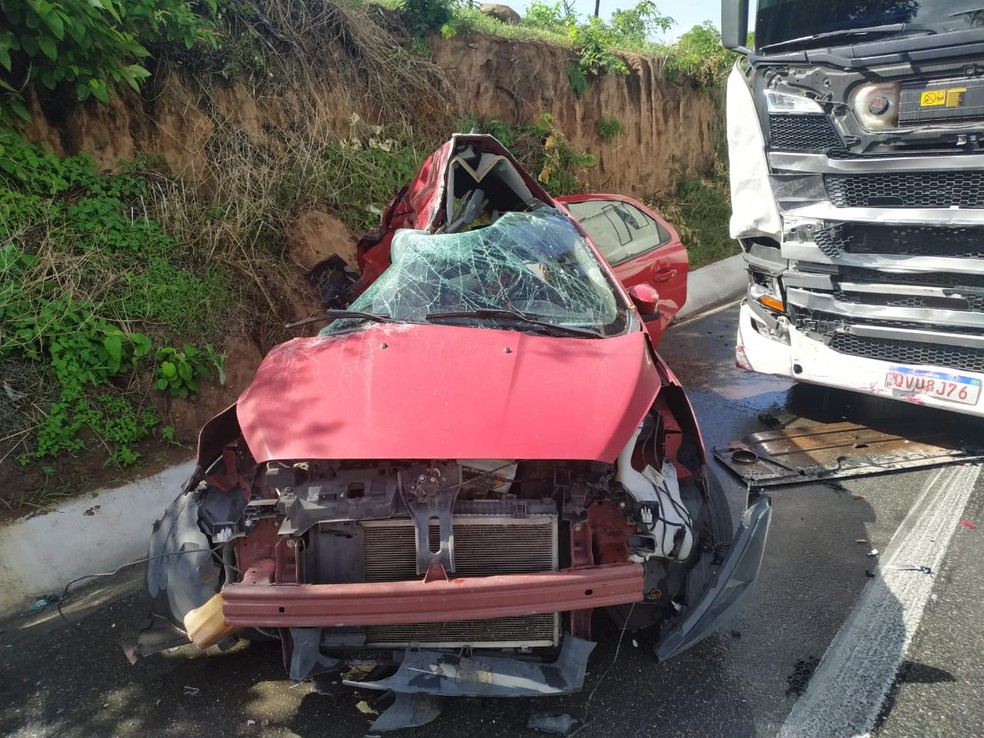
[324,208,626,336]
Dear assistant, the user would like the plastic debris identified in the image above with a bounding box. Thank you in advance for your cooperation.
[369,693,441,732]
[527,713,579,735]
[852,495,865,501]
[867,548,879,558]
[246,719,256,726]
[960,519,977,529]
[855,539,869,545]
[183,686,200,697]
[26,594,62,613]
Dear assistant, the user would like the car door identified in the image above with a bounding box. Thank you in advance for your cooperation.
[558,194,688,344]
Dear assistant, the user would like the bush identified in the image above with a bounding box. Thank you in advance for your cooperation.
[0,131,227,465]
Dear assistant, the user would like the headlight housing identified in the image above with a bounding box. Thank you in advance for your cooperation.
[749,272,785,314]
[764,90,824,115]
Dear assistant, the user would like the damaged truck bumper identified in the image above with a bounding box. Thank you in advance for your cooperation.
[738,300,984,417]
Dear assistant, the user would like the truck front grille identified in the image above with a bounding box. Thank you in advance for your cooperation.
[769,114,843,151]
[826,172,984,209]
[829,334,984,373]
[815,224,984,259]
[832,291,984,313]
[838,267,984,291]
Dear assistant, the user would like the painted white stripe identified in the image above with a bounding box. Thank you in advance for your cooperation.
[778,463,982,738]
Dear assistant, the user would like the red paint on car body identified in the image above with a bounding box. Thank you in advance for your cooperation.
[237,322,662,464]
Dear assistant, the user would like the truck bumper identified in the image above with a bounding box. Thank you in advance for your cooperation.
[737,302,984,417]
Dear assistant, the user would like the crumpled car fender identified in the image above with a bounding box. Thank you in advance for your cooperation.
[146,489,221,628]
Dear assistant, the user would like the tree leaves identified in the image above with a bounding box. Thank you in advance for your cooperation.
[0,0,218,123]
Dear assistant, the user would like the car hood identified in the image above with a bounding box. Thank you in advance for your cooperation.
[237,323,661,463]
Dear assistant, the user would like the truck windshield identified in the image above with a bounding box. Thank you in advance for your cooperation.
[756,0,984,52]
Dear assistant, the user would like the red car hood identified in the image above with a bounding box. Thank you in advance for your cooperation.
[237,323,661,463]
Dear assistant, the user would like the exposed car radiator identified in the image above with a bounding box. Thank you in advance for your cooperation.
[360,515,559,648]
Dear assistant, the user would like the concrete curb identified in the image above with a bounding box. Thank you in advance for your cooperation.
[675,253,746,322]
[0,460,195,617]
[0,255,748,618]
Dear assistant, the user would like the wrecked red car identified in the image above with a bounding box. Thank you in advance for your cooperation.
[144,135,770,731]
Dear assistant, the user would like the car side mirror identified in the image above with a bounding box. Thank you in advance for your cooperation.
[629,284,661,323]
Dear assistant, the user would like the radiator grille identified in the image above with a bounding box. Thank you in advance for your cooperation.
[829,334,984,373]
[361,517,557,582]
[359,515,559,648]
[366,614,558,648]
[814,224,984,259]
[826,172,984,208]
[769,114,842,151]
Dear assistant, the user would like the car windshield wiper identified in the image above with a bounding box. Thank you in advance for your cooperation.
[425,309,604,338]
[286,309,393,329]
[760,24,935,52]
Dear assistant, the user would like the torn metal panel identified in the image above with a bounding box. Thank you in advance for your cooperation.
[343,636,596,697]
[715,421,984,486]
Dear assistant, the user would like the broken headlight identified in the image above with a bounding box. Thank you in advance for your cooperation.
[748,271,785,314]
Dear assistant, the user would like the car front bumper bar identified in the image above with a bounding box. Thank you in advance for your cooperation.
[222,562,643,627]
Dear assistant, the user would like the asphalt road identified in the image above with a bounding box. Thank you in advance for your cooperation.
[2,305,983,738]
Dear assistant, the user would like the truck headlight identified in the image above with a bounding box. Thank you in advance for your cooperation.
[764,90,824,115]
[749,273,785,314]
[850,82,901,130]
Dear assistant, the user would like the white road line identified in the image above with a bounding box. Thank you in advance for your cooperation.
[778,463,982,738]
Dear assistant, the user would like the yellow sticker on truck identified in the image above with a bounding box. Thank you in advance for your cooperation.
[920,88,967,108]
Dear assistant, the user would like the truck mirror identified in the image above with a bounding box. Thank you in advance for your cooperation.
[721,0,750,52]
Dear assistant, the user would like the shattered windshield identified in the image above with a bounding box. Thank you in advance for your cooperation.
[323,208,625,337]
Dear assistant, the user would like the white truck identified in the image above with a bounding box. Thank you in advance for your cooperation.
[720,0,984,415]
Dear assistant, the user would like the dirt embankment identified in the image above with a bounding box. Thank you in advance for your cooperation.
[431,36,717,198]
[25,35,718,199]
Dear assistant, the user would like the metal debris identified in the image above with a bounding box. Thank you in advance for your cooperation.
[890,564,933,575]
[715,420,984,487]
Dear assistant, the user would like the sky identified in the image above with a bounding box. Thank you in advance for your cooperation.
[562,0,729,41]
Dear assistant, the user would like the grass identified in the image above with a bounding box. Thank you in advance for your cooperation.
[652,163,738,270]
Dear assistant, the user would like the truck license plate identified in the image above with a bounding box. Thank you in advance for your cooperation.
[885,366,982,406]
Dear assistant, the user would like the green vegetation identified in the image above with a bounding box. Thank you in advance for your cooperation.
[319,125,430,231]
[393,0,737,91]
[0,0,216,121]
[596,117,624,143]
[654,163,737,269]
[0,132,228,470]
[664,21,738,87]
[457,113,595,196]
